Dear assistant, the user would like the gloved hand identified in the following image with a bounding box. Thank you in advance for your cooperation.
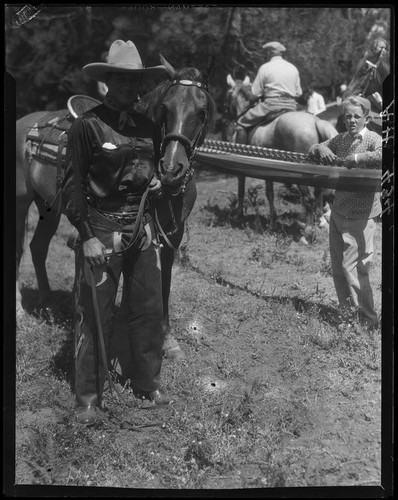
[148,176,163,198]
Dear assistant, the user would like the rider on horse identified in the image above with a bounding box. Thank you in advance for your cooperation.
[235,41,303,145]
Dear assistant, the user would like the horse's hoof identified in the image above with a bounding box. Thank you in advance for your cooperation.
[164,346,186,362]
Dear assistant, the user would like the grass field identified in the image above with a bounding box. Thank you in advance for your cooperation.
[10,168,391,495]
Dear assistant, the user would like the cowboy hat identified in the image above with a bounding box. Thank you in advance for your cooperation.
[83,40,166,82]
[262,41,286,52]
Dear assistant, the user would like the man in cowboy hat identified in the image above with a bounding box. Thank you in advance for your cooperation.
[235,41,302,144]
[62,40,169,426]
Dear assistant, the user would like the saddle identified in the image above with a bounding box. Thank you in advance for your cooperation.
[26,95,101,166]
[248,109,290,141]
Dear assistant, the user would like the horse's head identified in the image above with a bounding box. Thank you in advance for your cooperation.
[226,74,252,119]
[343,41,390,103]
[140,55,216,195]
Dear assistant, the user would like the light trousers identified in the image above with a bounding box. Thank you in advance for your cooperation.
[329,210,379,325]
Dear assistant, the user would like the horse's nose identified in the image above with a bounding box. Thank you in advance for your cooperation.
[159,157,186,185]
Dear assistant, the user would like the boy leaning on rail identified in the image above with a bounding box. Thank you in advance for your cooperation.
[309,95,382,330]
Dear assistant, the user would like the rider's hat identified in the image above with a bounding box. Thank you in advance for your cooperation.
[262,41,286,52]
[83,40,166,82]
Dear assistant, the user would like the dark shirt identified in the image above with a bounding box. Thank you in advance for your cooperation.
[62,104,161,241]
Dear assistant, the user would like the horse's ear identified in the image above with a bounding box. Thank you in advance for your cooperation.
[227,74,236,88]
[203,55,216,84]
[159,53,176,79]
[243,75,251,86]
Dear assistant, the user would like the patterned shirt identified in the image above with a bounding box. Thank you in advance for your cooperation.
[251,56,302,99]
[318,127,382,219]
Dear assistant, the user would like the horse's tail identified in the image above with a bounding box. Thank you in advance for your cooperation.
[315,117,339,142]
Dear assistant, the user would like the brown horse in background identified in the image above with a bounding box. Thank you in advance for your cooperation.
[16,55,216,363]
[226,74,338,240]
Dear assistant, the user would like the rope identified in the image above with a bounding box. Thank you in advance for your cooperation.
[198,139,344,166]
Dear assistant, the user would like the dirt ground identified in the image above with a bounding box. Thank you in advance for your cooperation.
[12,167,391,494]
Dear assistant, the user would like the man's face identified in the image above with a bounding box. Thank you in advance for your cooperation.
[106,72,142,107]
[343,104,369,136]
[373,40,387,57]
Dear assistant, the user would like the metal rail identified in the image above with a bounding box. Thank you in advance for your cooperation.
[195,139,382,192]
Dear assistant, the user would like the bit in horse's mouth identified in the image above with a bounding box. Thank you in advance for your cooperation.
[162,182,183,197]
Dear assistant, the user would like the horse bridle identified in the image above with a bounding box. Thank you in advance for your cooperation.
[154,79,211,249]
[160,79,210,164]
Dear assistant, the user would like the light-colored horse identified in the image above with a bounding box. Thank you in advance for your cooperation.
[226,74,338,239]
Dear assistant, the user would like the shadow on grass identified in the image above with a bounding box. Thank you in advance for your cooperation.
[220,276,341,327]
[179,261,341,328]
[20,287,75,388]
[202,203,308,242]
[20,288,73,324]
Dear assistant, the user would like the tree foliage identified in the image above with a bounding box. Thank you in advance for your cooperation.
[5,5,391,120]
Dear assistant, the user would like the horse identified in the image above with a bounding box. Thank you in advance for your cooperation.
[226,74,338,239]
[16,54,216,363]
[317,41,391,135]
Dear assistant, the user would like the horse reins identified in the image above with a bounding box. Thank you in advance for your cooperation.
[155,78,210,249]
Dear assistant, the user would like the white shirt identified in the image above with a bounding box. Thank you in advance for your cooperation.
[306,91,326,114]
[251,56,302,99]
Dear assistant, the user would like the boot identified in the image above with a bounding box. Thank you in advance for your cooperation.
[135,388,171,406]
[76,404,97,426]
[235,127,248,145]
[75,333,104,426]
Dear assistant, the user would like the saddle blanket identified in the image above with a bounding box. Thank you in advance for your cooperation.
[26,109,73,165]
[25,95,101,165]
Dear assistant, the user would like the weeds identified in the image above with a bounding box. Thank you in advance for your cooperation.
[14,189,382,490]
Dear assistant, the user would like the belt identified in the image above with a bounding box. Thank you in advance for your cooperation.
[260,94,295,101]
[88,205,152,230]
[88,193,148,213]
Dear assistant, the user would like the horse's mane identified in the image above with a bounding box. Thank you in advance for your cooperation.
[138,66,217,131]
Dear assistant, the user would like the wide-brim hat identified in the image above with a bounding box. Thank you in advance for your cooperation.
[262,41,286,52]
[82,40,166,82]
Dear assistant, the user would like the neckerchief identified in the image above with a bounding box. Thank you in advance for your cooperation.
[104,94,137,130]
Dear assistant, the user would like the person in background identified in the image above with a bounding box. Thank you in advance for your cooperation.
[62,40,169,426]
[235,41,302,144]
[306,86,326,115]
[309,96,382,330]
[336,83,347,105]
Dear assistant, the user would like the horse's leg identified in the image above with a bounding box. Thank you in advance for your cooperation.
[161,243,186,361]
[298,185,316,243]
[29,195,61,305]
[265,180,277,230]
[314,186,324,223]
[237,175,245,216]
[235,127,248,217]
[16,195,33,316]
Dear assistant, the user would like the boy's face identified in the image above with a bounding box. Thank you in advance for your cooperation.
[343,104,369,136]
